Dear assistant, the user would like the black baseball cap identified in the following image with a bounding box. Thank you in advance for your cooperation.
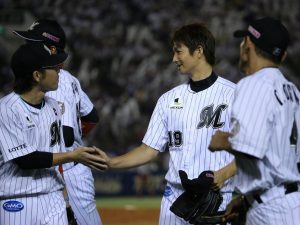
[11,42,68,78]
[13,19,66,49]
[234,17,289,59]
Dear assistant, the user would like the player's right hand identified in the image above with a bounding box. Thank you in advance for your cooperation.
[72,146,108,171]
[222,196,244,222]
[91,146,111,168]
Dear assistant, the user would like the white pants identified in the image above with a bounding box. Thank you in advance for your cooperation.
[0,191,67,225]
[63,163,102,225]
[159,184,232,225]
[246,191,300,225]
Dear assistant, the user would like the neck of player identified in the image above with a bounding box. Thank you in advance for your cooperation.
[20,88,45,105]
[190,62,213,82]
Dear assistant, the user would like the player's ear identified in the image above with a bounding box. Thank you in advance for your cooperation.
[49,46,57,55]
[196,46,203,58]
[32,70,43,82]
[281,51,287,63]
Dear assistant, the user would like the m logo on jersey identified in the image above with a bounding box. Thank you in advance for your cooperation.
[170,98,183,109]
[197,104,228,129]
[50,121,61,147]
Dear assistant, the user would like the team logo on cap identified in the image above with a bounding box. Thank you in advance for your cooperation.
[248,25,261,39]
[272,47,282,56]
[42,32,60,43]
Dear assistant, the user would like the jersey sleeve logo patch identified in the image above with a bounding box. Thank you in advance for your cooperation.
[8,143,27,153]
[230,117,240,137]
[3,201,24,212]
[170,97,183,109]
[57,101,65,115]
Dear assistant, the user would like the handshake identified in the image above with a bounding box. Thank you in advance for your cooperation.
[70,146,110,171]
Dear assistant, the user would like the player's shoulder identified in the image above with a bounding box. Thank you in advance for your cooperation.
[0,92,19,108]
[238,68,281,89]
[0,92,21,118]
[159,82,188,102]
[215,76,236,90]
[44,95,59,106]
[59,69,79,83]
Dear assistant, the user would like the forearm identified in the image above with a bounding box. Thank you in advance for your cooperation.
[52,151,76,166]
[217,160,236,180]
[209,131,257,160]
[109,144,159,169]
[14,151,76,169]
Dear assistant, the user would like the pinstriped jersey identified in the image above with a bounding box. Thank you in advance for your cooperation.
[229,68,300,195]
[46,69,94,150]
[0,92,64,198]
[143,76,236,192]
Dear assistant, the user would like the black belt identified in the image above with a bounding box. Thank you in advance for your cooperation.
[253,183,298,204]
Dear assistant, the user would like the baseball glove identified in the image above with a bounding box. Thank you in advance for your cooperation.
[170,170,224,225]
[66,206,78,225]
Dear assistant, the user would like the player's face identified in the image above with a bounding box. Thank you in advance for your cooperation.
[38,67,60,92]
[173,43,199,75]
[239,37,250,74]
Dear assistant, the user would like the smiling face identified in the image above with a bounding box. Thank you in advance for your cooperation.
[172,42,200,75]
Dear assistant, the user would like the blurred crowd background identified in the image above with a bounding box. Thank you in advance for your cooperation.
[0,0,300,195]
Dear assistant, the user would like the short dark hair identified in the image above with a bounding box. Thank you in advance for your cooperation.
[14,69,45,94]
[172,23,215,65]
[254,45,282,64]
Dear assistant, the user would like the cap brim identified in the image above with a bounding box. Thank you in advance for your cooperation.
[233,30,248,38]
[12,30,43,42]
[42,51,68,69]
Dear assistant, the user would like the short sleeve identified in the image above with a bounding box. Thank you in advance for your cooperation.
[229,78,273,159]
[0,108,36,162]
[76,79,94,116]
[142,95,168,152]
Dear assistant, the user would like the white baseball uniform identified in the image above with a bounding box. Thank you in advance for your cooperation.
[143,74,236,225]
[46,69,102,225]
[229,68,300,225]
[0,92,68,225]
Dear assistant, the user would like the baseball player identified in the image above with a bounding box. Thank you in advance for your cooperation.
[95,23,237,225]
[0,43,106,225]
[13,19,102,225]
[209,17,300,225]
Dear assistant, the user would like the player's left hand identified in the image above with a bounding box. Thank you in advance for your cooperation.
[211,170,226,191]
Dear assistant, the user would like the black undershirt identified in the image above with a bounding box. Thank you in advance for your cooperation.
[189,72,218,92]
[21,98,45,109]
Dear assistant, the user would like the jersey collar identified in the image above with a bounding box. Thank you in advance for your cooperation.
[189,72,218,92]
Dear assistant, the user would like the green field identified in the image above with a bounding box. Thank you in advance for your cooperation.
[96,196,161,209]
